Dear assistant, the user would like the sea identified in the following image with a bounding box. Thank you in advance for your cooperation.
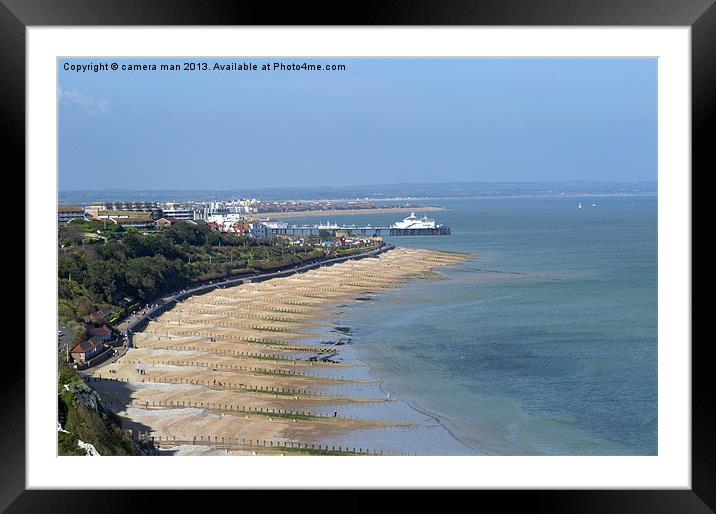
[286,195,657,456]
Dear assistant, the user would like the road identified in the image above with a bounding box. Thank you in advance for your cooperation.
[57,325,74,357]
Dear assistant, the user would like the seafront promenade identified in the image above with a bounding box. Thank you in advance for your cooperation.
[86,245,469,455]
[115,243,396,347]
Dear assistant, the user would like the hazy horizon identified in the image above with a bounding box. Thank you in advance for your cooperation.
[60,178,657,193]
[59,180,658,193]
[58,180,657,204]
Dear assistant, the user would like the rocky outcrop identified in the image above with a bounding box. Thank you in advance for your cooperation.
[67,382,102,412]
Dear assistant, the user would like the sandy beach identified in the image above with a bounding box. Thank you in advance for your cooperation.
[87,247,468,455]
[251,206,446,220]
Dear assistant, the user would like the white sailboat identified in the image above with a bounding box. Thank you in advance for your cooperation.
[577,202,583,209]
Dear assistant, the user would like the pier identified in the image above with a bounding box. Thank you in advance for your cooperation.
[270,225,451,237]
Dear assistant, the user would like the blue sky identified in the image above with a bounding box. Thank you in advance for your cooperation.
[58,58,657,191]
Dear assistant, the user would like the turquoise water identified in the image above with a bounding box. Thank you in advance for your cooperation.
[289,196,657,455]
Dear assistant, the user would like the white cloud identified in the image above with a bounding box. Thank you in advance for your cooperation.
[58,86,110,114]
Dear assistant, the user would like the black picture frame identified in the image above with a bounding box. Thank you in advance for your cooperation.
[3,0,709,511]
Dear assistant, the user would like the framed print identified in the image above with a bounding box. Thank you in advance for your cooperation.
[3,0,710,511]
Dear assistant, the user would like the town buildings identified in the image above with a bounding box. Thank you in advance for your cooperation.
[108,217,155,229]
[248,222,275,240]
[155,217,178,229]
[70,336,106,363]
[161,203,198,221]
[87,325,112,343]
[57,205,86,224]
[85,202,163,220]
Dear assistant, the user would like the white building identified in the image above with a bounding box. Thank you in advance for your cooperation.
[249,222,275,240]
[95,201,162,219]
[262,221,288,229]
[193,207,207,221]
[193,199,258,220]
[207,213,247,230]
[162,206,195,220]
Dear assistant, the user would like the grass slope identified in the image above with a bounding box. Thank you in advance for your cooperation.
[58,360,138,456]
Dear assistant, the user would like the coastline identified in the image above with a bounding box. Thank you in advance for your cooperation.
[331,272,487,457]
[363,357,482,455]
[251,206,446,220]
[87,246,470,455]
